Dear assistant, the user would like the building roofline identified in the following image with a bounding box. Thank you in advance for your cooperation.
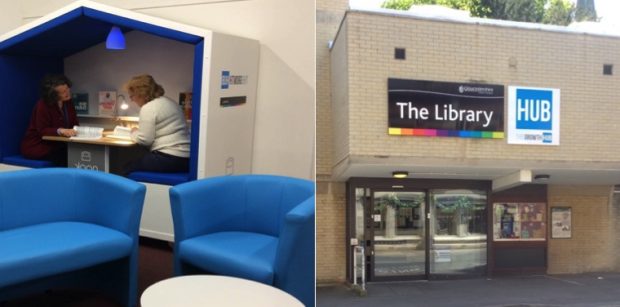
[339,6,620,41]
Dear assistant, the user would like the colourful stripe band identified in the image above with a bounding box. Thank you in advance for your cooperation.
[389,128,504,139]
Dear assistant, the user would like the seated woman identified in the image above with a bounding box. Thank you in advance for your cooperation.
[123,74,190,175]
[20,74,79,166]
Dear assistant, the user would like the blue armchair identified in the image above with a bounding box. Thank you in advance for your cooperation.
[0,168,146,307]
[170,175,315,306]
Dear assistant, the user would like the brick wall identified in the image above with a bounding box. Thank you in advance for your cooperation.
[340,12,620,163]
[318,7,620,283]
[316,0,348,284]
[316,181,347,284]
[547,185,613,273]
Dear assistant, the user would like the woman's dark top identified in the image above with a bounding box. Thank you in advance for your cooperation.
[21,99,79,159]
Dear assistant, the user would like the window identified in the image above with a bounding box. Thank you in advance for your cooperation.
[493,203,546,241]
[394,48,406,60]
[604,64,613,75]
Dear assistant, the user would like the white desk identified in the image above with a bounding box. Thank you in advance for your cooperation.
[141,275,303,307]
[43,132,135,172]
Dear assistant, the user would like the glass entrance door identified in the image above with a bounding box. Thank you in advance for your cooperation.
[429,189,487,277]
[371,191,426,279]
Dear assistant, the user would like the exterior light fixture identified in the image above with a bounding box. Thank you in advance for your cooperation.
[534,174,550,181]
[106,26,125,50]
[392,171,408,179]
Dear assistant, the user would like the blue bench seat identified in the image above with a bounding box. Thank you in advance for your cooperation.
[2,155,53,168]
[0,222,132,288]
[179,231,278,285]
[0,168,146,306]
[128,171,190,185]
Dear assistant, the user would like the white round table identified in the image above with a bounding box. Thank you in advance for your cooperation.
[141,275,304,307]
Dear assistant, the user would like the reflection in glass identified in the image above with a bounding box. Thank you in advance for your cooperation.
[430,189,487,275]
[355,188,365,243]
[354,188,366,283]
[373,191,426,277]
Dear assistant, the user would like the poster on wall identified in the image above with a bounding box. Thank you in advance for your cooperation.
[98,91,116,117]
[507,86,560,145]
[551,207,571,239]
[387,78,504,139]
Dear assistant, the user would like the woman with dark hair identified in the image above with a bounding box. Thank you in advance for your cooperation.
[123,74,190,175]
[21,74,79,166]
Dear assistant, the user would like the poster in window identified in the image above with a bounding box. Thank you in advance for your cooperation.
[551,207,571,239]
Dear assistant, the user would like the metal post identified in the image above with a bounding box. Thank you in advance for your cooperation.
[353,245,358,287]
[359,245,366,291]
[353,245,366,293]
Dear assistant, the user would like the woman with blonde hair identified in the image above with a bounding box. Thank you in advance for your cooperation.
[123,74,190,175]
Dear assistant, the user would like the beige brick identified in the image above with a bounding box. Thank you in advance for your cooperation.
[318,6,620,283]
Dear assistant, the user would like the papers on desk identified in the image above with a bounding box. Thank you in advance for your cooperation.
[71,126,103,140]
[106,126,132,140]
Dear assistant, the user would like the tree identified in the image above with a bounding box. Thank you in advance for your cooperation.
[502,0,545,23]
[382,0,577,26]
[381,0,421,10]
[381,0,475,11]
[575,0,597,22]
[543,0,575,26]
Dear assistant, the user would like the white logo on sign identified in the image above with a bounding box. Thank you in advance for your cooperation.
[81,151,91,162]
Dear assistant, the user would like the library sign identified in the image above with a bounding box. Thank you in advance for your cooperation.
[388,79,505,138]
[507,86,560,145]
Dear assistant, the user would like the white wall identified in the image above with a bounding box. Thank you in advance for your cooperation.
[5,0,315,180]
[65,31,194,117]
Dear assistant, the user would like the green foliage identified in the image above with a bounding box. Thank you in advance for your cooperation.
[381,0,416,10]
[436,195,473,213]
[381,0,581,26]
[543,0,575,26]
[503,0,545,23]
[375,193,422,210]
[381,0,474,11]
[575,0,597,22]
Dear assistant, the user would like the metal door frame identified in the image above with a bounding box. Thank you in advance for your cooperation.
[346,178,491,283]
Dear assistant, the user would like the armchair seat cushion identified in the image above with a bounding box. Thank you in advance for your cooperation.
[0,221,133,288]
[179,231,278,284]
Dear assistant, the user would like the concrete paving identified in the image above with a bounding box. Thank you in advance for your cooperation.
[317,273,620,307]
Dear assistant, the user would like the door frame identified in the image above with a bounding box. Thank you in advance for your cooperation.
[346,177,491,283]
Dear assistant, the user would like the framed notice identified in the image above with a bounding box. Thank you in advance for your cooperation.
[551,207,571,239]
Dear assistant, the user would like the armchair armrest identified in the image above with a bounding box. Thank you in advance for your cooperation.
[273,196,315,306]
[170,176,246,241]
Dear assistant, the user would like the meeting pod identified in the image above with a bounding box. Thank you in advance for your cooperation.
[0,0,259,241]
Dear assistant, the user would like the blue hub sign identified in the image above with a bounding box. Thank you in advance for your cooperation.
[508,86,560,145]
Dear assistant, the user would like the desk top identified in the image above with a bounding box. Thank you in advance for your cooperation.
[140,275,303,307]
[43,131,135,147]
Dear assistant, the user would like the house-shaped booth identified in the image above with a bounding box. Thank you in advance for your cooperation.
[0,0,259,240]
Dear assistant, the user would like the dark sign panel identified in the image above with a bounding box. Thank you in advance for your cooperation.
[388,78,504,138]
